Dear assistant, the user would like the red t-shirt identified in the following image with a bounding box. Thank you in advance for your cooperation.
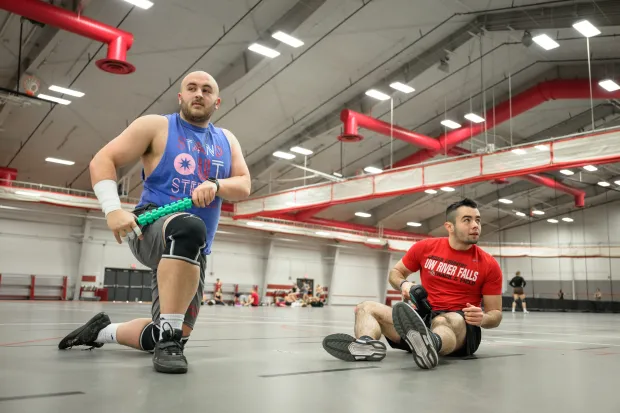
[402,238,502,311]
[250,291,259,306]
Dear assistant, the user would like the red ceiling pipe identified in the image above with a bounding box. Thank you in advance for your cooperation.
[393,79,620,168]
[338,109,442,151]
[521,174,585,207]
[0,0,135,74]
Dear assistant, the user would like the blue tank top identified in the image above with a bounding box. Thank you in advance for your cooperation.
[137,113,232,255]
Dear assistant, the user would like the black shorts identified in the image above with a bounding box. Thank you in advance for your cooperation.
[385,310,482,357]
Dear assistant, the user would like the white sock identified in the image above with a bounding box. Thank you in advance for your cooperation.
[94,323,120,344]
[159,314,185,340]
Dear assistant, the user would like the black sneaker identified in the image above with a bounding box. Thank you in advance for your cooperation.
[152,323,187,374]
[392,302,439,369]
[58,312,111,350]
[322,333,386,361]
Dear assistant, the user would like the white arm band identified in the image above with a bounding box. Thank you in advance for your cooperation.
[93,179,122,216]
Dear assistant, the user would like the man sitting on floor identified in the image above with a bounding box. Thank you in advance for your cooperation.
[322,198,503,369]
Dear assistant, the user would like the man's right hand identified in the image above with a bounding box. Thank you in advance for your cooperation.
[106,209,143,244]
[400,281,415,303]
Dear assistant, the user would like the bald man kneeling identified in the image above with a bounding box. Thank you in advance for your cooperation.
[58,71,251,374]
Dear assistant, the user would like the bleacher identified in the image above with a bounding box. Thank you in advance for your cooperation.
[0,273,68,300]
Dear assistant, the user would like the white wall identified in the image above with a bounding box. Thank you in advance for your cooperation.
[329,249,389,305]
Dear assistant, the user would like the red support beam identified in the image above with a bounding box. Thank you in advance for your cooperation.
[30,275,35,300]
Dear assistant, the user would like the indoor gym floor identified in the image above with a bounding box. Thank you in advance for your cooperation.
[0,301,618,413]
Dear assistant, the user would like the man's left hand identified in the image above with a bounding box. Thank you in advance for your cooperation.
[462,303,484,326]
[192,180,218,207]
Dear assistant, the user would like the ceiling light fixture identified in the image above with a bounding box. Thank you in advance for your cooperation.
[364,166,383,174]
[333,172,343,178]
[49,85,85,97]
[560,169,574,175]
[515,212,526,217]
[440,187,455,192]
[532,34,560,50]
[271,31,304,48]
[599,79,620,92]
[248,43,280,58]
[290,146,313,156]
[547,219,559,223]
[45,157,75,165]
[573,20,601,38]
[365,89,391,101]
[583,165,597,172]
[511,148,527,155]
[532,210,545,215]
[38,94,71,105]
[355,212,371,218]
[389,82,415,93]
[123,0,153,9]
[441,119,461,129]
[498,199,513,204]
[273,151,295,160]
[598,181,610,187]
[562,217,574,222]
[425,189,437,194]
[407,222,422,227]
[464,113,485,123]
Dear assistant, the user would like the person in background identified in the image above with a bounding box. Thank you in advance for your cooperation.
[509,271,528,313]
[594,288,602,301]
[213,290,225,306]
[244,286,260,307]
[215,278,222,293]
[558,289,564,300]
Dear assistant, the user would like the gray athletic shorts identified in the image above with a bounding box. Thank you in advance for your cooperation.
[128,210,206,330]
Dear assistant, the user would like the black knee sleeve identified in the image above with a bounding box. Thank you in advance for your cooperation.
[139,322,189,352]
[162,214,207,265]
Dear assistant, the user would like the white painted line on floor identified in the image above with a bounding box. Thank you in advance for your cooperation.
[496,329,620,339]
[487,335,620,347]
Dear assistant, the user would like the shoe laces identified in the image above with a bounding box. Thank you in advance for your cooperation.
[160,322,183,356]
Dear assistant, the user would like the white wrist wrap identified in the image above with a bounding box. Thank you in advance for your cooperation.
[93,179,122,216]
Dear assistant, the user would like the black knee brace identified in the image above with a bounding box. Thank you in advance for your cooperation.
[162,214,207,265]
[139,322,189,352]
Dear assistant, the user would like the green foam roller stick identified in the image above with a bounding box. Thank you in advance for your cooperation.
[136,198,195,226]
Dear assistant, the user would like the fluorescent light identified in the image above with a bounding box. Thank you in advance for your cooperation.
[583,165,597,172]
[389,82,415,93]
[246,221,264,227]
[599,79,620,92]
[45,157,75,165]
[364,166,383,174]
[615,180,620,186]
[38,94,71,105]
[560,169,574,175]
[440,187,455,192]
[273,151,295,160]
[425,189,437,194]
[407,222,422,227]
[315,231,330,236]
[441,119,461,129]
[15,190,41,197]
[333,172,343,178]
[49,85,84,97]
[511,148,527,155]
[366,238,382,244]
[562,217,574,222]
[598,181,610,187]
[248,43,280,58]
[498,198,513,204]
[547,219,559,223]
[532,210,545,215]
[271,31,304,48]
[464,113,485,123]
[365,89,391,101]
[123,0,153,9]
[573,20,600,38]
[515,211,526,217]
[290,146,313,156]
[535,145,549,151]
[355,212,371,218]
[532,34,560,50]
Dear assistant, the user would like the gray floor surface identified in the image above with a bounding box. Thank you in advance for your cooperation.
[0,301,618,413]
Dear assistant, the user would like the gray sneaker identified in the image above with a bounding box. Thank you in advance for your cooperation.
[322,333,386,361]
[392,302,439,369]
